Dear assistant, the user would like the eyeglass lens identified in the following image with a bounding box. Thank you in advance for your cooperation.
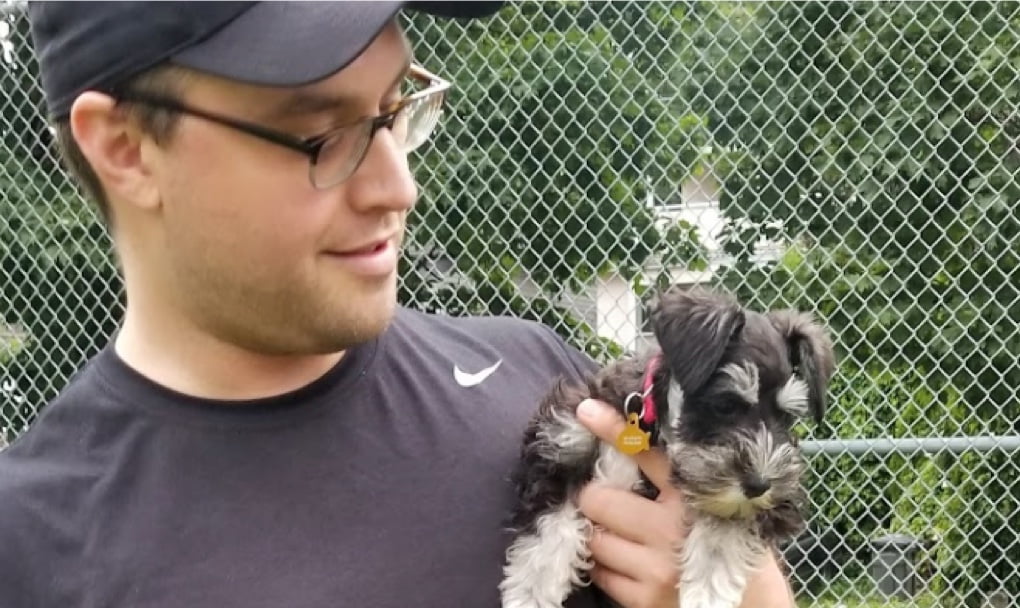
[310,90,445,188]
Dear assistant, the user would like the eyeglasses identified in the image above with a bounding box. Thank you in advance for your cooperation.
[111,64,451,189]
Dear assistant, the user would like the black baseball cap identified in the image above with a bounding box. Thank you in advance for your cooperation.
[28,1,505,120]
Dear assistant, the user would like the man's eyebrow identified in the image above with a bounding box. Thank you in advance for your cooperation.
[262,53,413,125]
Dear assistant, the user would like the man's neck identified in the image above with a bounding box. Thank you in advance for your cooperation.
[114,304,344,402]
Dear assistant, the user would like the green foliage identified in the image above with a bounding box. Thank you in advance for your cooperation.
[1,11,123,440]
[800,367,945,577]
[0,162,122,441]
[692,0,1020,406]
[891,448,1020,605]
[799,363,1018,605]
[719,243,1019,603]
[796,582,943,608]
[0,330,25,366]
[687,4,1019,599]
[399,2,709,358]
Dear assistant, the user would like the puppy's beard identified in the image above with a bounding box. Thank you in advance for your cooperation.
[670,427,802,521]
[689,486,775,520]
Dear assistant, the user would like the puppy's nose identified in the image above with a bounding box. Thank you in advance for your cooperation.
[741,475,771,498]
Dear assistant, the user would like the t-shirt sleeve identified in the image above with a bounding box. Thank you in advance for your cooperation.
[0,461,50,606]
[537,323,602,380]
[0,505,25,602]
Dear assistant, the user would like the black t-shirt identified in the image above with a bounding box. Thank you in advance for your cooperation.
[0,307,606,607]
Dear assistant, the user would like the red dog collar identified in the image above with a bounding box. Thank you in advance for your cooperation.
[641,353,662,426]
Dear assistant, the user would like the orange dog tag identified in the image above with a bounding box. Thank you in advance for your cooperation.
[615,412,651,455]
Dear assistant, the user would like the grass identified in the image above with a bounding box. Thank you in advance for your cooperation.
[793,576,947,608]
[798,595,942,608]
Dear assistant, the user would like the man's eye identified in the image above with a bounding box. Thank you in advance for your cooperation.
[383,85,408,109]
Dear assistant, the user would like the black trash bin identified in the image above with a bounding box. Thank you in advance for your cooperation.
[869,533,922,599]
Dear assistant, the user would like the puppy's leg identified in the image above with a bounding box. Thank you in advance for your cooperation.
[500,363,650,608]
[501,442,643,608]
[592,441,643,490]
[502,380,600,608]
[500,502,594,608]
[678,516,767,608]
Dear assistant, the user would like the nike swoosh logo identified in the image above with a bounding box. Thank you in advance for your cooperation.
[453,359,503,387]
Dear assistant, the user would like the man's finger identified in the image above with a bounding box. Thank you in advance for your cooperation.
[588,526,677,586]
[589,565,659,608]
[577,483,681,548]
[576,398,677,493]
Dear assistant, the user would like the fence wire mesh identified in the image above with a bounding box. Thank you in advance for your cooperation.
[2,1,1018,606]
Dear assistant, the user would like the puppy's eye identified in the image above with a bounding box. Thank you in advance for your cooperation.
[715,396,746,416]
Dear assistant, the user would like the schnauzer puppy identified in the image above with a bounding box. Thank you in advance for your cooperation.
[500,286,835,608]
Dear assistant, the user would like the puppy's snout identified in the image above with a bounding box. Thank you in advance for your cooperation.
[741,474,771,498]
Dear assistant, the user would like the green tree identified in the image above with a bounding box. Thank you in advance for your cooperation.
[689,1,1019,414]
[1,5,123,441]
[400,2,708,360]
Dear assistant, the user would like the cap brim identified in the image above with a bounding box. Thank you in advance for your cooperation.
[405,1,506,19]
[170,1,505,88]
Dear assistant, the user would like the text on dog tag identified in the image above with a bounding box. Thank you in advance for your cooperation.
[615,412,651,455]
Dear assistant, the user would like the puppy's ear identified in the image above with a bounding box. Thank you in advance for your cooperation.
[649,286,745,396]
[768,310,836,424]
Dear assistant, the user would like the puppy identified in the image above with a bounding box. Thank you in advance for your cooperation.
[500,286,835,608]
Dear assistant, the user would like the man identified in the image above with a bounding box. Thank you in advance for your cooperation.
[0,2,795,606]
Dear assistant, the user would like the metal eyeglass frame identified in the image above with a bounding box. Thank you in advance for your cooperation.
[110,63,451,188]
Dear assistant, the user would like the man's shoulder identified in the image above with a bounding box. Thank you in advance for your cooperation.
[0,348,111,505]
[0,361,107,601]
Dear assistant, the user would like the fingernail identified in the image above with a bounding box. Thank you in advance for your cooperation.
[577,399,599,420]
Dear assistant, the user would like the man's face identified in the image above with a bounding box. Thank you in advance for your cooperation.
[145,21,418,355]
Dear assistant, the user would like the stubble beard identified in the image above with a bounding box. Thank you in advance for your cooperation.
[183,264,399,357]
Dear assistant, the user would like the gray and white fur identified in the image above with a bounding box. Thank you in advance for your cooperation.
[500,286,835,608]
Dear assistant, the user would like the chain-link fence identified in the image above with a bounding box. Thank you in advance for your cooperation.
[2,1,1019,606]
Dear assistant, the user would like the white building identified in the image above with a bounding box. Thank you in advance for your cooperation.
[404,172,785,355]
[593,172,785,353]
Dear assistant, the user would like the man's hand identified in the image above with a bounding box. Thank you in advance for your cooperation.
[575,399,796,608]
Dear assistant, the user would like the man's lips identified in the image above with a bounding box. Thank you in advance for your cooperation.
[333,240,388,256]
[322,238,398,277]
[326,232,397,255]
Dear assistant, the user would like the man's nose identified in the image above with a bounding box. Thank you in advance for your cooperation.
[344,128,418,213]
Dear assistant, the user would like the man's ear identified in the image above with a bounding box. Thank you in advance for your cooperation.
[68,91,161,211]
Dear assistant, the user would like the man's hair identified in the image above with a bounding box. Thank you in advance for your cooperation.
[53,64,192,228]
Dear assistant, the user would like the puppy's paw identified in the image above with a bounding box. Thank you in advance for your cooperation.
[501,593,565,608]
